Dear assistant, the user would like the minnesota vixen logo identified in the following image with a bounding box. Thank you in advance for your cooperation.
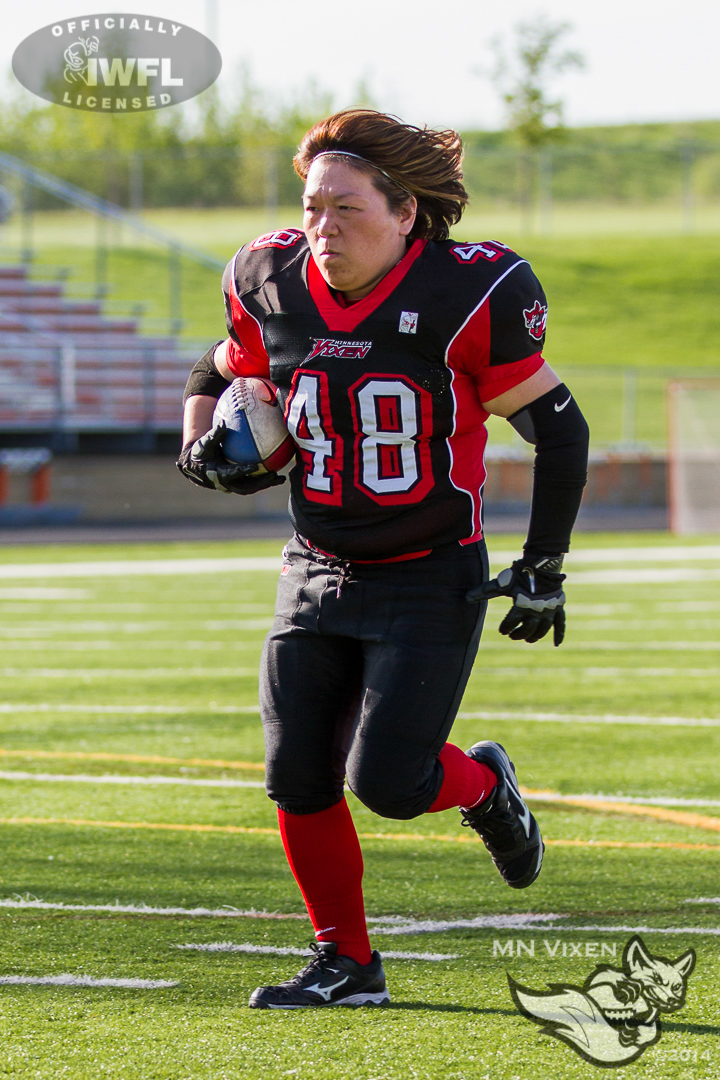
[509,935,696,1067]
[523,300,548,340]
[306,338,372,360]
[250,230,304,251]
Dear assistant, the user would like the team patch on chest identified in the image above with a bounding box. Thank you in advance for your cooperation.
[399,311,418,334]
[306,338,372,360]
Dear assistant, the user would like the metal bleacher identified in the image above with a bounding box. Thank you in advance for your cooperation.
[0,263,203,442]
[0,151,224,451]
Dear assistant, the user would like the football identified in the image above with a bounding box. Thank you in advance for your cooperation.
[212,377,295,474]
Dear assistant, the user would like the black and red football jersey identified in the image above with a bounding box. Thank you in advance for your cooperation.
[221,229,547,560]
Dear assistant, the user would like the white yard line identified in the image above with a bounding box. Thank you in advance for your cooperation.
[0,898,306,919]
[22,665,720,681]
[0,558,282,580]
[0,704,260,714]
[0,641,260,651]
[0,771,265,789]
[0,588,91,599]
[0,665,262,673]
[0,899,559,931]
[32,637,720,652]
[0,639,262,648]
[174,942,459,961]
[1,770,711,808]
[482,641,720,651]
[5,619,715,635]
[0,774,708,809]
[0,900,714,940]
[457,709,720,727]
[474,667,720,678]
[0,974,177,988]
[569,569,720,585]
[0,621,272,635]
[684,898,720,904]
[369,914,563,935]
[556,620,720,629]
[524,791,720,808]
[534,925,720,937]
[0,546,718,583]
[362,916,720,938]
[489,545,720,565]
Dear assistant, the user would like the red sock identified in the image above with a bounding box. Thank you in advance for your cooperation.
[427,742,497,813]
[278,798,372,965]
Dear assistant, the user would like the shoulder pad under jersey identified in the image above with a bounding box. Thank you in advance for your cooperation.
[442,238,519,268]
[227,228,308,299]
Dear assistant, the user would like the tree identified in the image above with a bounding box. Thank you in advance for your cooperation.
[488,17,584,148]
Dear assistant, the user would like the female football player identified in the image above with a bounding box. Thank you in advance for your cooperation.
[178,109,589,1009]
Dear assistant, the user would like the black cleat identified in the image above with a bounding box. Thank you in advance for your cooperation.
[460,741,544,889]
[248,942,390,1009]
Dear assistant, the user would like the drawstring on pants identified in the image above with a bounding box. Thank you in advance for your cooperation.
[335,562,353,598]
[298,536,355,598]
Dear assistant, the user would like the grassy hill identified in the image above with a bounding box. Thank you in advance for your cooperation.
[462,117,720,151]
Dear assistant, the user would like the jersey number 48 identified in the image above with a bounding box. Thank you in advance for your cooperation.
[285,371,434,507]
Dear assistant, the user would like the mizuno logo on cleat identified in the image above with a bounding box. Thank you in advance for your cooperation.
[305,976,349,1001]
[518,802,533,838]
[508,784,533,837]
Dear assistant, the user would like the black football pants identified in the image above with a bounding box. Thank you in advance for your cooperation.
[260,534,489,820]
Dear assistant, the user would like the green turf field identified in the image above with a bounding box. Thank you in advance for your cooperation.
[0,533,717,1077]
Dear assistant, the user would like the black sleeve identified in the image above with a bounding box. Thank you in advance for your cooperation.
[182,342,232,405]
[508,383,589,555]
[488,262,548,366]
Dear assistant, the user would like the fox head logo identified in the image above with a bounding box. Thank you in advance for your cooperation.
[523,300,548,341]
[509,935,696,1067]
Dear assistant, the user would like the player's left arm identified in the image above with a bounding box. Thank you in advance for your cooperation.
[465,264,589,646]
[176,255,282,496]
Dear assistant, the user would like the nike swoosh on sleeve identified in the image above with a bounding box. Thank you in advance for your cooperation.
[554,396,572,412]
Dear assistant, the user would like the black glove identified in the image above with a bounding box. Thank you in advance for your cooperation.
[176,421,286,495]
[467,554,566,646]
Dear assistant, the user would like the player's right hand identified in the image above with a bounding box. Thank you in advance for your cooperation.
[176,421,286,495]
[466,556,566,646]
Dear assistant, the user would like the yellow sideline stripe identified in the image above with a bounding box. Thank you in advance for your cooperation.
[544,839,720,852]
[0,748,265,772]
[0,816,718,852]
[0,817,279,836]
[523,788,720,833]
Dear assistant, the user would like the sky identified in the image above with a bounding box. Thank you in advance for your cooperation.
[2,0,718,130]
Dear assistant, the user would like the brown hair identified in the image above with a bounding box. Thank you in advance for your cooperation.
[293,109,468,241]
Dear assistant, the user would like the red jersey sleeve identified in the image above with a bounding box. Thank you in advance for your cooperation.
[474,350,544,401]
[447,259,547,400]
[222,255,270,379]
